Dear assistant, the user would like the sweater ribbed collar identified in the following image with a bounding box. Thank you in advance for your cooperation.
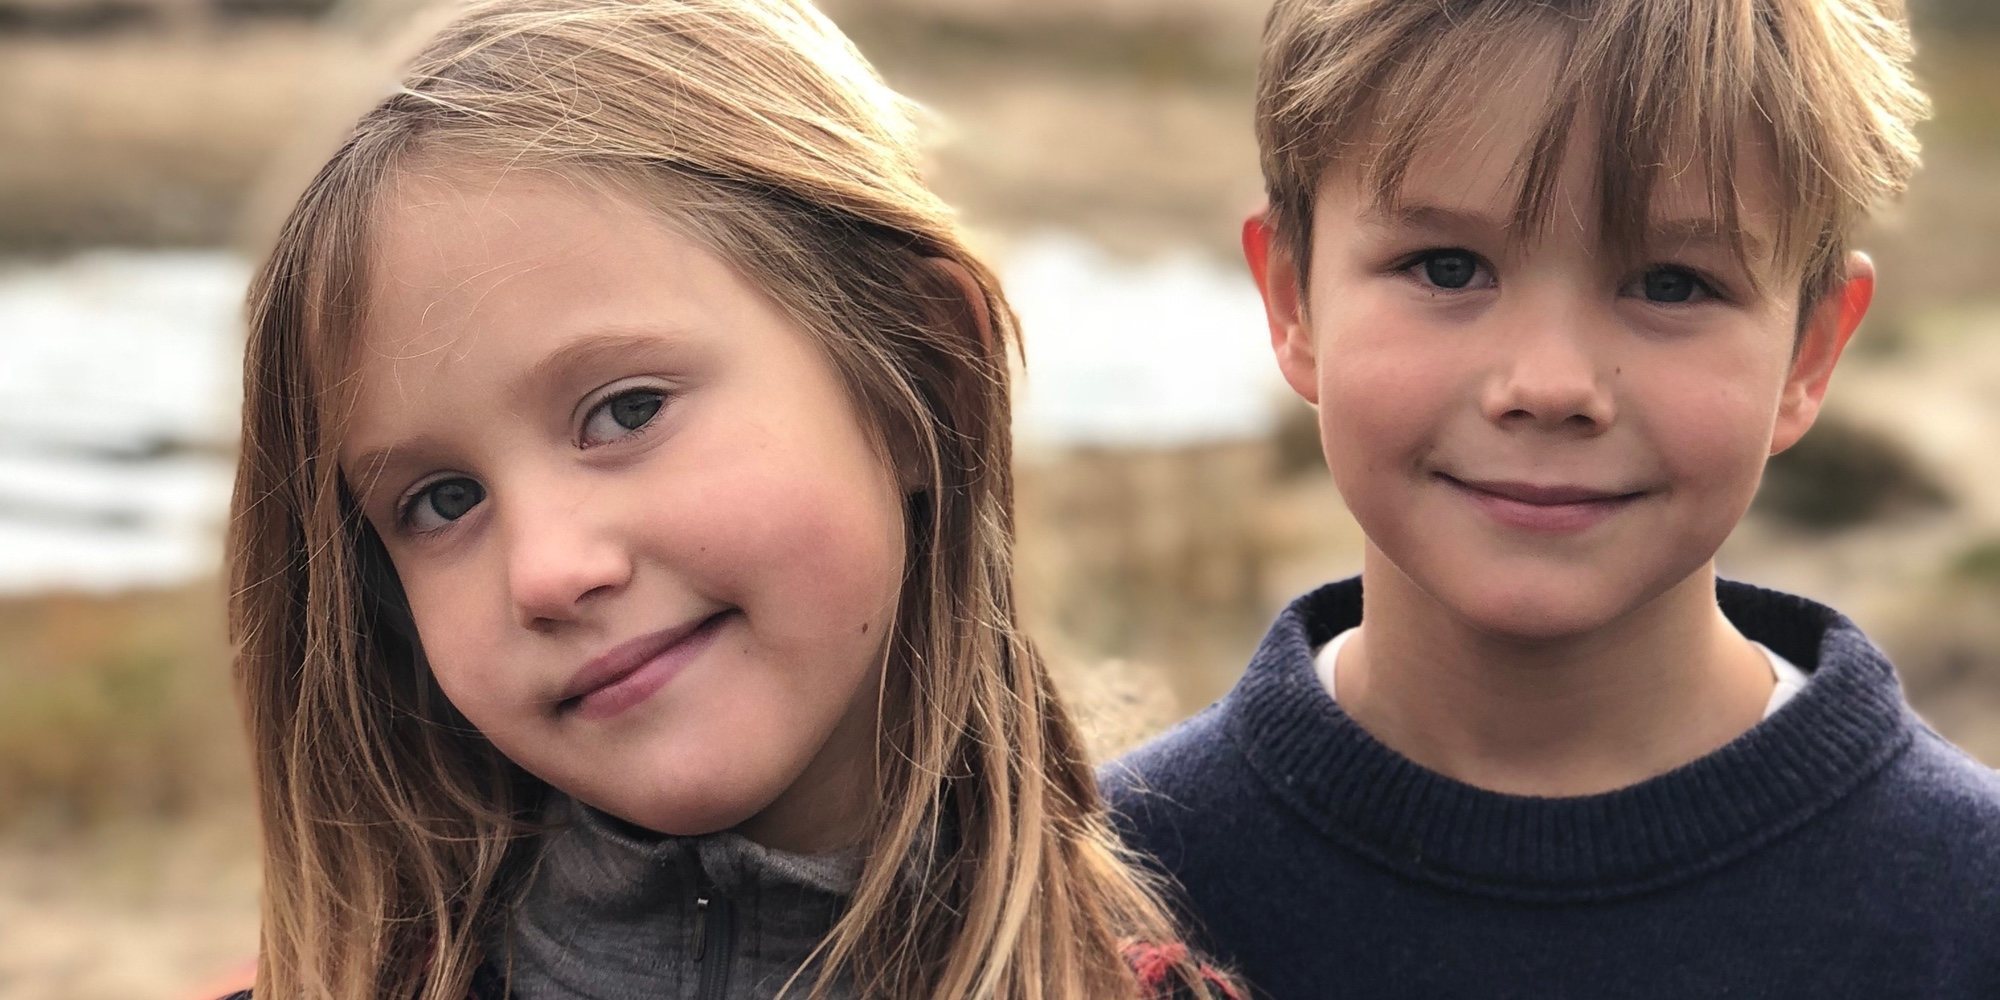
[1227,576,1917,901]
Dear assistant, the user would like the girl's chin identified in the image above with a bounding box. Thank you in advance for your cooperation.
[585,795,765,839]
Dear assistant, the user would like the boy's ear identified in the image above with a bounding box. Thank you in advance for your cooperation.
[1244,210,1320,404]
[1771,251,1874,456]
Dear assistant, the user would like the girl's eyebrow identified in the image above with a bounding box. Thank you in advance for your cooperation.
[342,434,453,509]
[342,328,694,504]
[505,328,691,401]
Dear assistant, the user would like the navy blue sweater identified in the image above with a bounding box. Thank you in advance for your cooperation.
[1104,577,2000,1000]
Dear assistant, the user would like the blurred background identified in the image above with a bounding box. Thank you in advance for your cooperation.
[0,0,1996,995]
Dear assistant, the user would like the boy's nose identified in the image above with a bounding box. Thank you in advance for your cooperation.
[502,492,634,631]
[1479,319,1617,434]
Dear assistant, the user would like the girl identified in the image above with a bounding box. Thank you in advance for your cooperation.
[225,1,1238,998]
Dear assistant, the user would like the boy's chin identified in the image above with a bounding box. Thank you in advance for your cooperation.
[1395,558,1684,647]
[1457,595,1631,645]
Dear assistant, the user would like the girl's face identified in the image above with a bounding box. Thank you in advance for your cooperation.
[340,169,907,852]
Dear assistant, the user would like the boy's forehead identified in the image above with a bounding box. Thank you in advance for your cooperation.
[1323,98,1786,268]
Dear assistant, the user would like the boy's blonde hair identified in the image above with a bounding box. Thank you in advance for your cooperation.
[1256,0,1929,310]
[230,1,1226,997]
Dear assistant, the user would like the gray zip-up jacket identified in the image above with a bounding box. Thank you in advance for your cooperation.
[490,797,861,1000]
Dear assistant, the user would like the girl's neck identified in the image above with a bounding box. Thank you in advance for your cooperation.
[1337,549,1775,797]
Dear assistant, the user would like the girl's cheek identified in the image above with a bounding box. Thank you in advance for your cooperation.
[669,435,905,604]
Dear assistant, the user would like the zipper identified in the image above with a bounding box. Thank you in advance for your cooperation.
[693,883,733,1000]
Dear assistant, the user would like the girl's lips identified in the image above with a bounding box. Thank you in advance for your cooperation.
[1440,474,1645,533]
[561,612,730,721]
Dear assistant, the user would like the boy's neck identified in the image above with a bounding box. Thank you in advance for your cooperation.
[1336,550,1777,798]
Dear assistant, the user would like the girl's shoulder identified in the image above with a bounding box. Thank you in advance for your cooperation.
[1124,940,1247,1000]
[212,963,507,1000]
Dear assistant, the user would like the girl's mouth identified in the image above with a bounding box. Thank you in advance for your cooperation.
[558,610,733,720]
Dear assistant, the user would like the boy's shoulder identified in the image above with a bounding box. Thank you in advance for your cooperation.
[1098,579,1358,883]
[1845,722,2000,869]
[1101,576,1351,807]
[1098,575,2000,884]
[1098,578,2000,997]
[1100,700,1256,845]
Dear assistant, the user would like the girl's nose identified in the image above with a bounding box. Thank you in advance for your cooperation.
[502,493,634,631]
[1479,313,1618,434]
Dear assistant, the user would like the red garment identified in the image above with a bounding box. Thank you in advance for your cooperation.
[1123,940,1247,1000]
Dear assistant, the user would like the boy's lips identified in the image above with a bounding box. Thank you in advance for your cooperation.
[1446,476,1643,505]
[1438,474,1648,532]
[557,611,732,719]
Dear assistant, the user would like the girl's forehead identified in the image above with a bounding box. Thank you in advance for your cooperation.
[359,171,671,350]
[338,171,734,463]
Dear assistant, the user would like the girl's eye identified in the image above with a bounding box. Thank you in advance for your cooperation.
[1627,266,1715,304]
[403,477,485,532]
[1405,249,1493,292]
[580,388,667,447]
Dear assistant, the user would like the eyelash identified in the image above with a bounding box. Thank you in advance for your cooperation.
[391,384,673,536]
[395,476,479,536]
[1394,248,1728,304]
[577,383,671,450]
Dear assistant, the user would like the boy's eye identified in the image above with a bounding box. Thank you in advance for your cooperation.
[580,388,667,447]
[1405,249,1493,292]
[1628,267,1714,304]
[403,477,485,532]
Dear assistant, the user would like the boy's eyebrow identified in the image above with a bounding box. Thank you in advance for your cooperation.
[1363,202,1769,262]
[1359,203,1511,236]
[1642,216,1770,263]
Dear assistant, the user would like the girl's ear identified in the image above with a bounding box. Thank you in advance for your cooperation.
[1771,251,1874,456]
[925,256,994,353]
[878,257,992,496]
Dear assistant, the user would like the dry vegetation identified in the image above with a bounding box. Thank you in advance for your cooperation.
[0,582,244,830]
[0,28,378,252]
[1,2,1997,997]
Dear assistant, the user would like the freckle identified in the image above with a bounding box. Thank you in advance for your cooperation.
[1615,366,1623,376]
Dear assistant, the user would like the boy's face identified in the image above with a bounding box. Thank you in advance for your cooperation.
[1248,98,1873,641]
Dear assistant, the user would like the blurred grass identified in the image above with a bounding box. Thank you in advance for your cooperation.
[1953,538,2000,584]
[0,582,245,834]
[1757,412,1954,532]
[0,5,1266,256]
[0,0,1991,826]
[0,30,375,251]
[0,5,1996,995]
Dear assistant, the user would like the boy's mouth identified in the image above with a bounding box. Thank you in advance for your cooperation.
[1437,474,1647,532]
[1442,475,1644,505]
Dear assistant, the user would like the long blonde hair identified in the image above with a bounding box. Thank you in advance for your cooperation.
[229,1,1225,997]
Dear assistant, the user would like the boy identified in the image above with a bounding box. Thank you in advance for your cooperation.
[1103,2,2000,998]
